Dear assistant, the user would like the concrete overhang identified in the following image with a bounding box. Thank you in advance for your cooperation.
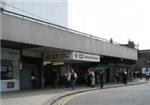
[0,10,138,61]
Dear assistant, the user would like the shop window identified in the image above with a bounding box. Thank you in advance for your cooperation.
[0,59,13,80]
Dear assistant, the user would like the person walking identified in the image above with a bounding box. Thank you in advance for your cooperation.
[70,69,77,89]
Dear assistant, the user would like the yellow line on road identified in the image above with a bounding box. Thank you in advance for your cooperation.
[58,92,90,105]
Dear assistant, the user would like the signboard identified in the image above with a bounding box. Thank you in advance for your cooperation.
[44,51,100,62]
[0,79,20,92]
[142,67,150,73]
[44,51,71,61]
[72,52,100,62]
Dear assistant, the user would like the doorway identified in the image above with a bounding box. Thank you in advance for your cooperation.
[20,57,41,89]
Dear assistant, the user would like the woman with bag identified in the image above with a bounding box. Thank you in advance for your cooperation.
[70,69,77,89]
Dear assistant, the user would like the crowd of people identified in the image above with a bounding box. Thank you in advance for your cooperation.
[64,67,104,89]
[114,70,150,84]
[30,67,150,89]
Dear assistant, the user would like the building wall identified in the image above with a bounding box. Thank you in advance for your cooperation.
[0,0,68,27]
[1,12,138,60]
[136,50,150,69]
[134,50,150,75]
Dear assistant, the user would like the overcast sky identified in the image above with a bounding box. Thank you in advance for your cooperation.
[69,0,150,50]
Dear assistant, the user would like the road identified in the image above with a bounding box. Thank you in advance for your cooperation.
[65,82,150,105]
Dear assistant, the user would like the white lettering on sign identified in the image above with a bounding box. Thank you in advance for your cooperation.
[73,52,100,62]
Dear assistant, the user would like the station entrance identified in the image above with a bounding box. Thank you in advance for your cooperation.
[43,61,99,88]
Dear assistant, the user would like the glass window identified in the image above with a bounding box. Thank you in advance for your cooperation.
[0,59,14,80]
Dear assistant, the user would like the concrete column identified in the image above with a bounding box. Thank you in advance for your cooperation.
[41,53,44,88]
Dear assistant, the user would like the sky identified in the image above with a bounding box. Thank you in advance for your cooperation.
[68,0,150,50]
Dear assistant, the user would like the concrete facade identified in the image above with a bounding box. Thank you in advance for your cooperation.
[0,11,137,60]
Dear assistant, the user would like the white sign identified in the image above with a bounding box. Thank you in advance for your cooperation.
[72,52,100,62]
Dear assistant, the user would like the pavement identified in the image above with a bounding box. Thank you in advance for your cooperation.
[1,79,148,105]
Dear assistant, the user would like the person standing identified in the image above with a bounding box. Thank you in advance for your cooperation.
[95,68,100,86]
[122,70,128,84]
[114,71,120,83]
[87,69,91,86]
[99,70,104,88]
[89,68,95,87]
[30,72,37,89]
[64,69,71,87]
[145,73,149,81]
[70,69,77,89]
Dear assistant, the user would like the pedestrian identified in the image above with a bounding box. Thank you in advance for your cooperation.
[99,70,104,88]
[30,71,37,88]
[94,68,100,86]
[90,68,95,87]
[70,69,77,89]
[87,69,91,86]
[64,69,71,87]
[145,73,149,81]
[114,71,120,83]
[122,70,128,84]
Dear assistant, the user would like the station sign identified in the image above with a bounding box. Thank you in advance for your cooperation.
[44,51,100,62]
[72,52,100,62]
[44,51,71,61]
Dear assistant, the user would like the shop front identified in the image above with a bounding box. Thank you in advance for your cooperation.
[0,48,20,92]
